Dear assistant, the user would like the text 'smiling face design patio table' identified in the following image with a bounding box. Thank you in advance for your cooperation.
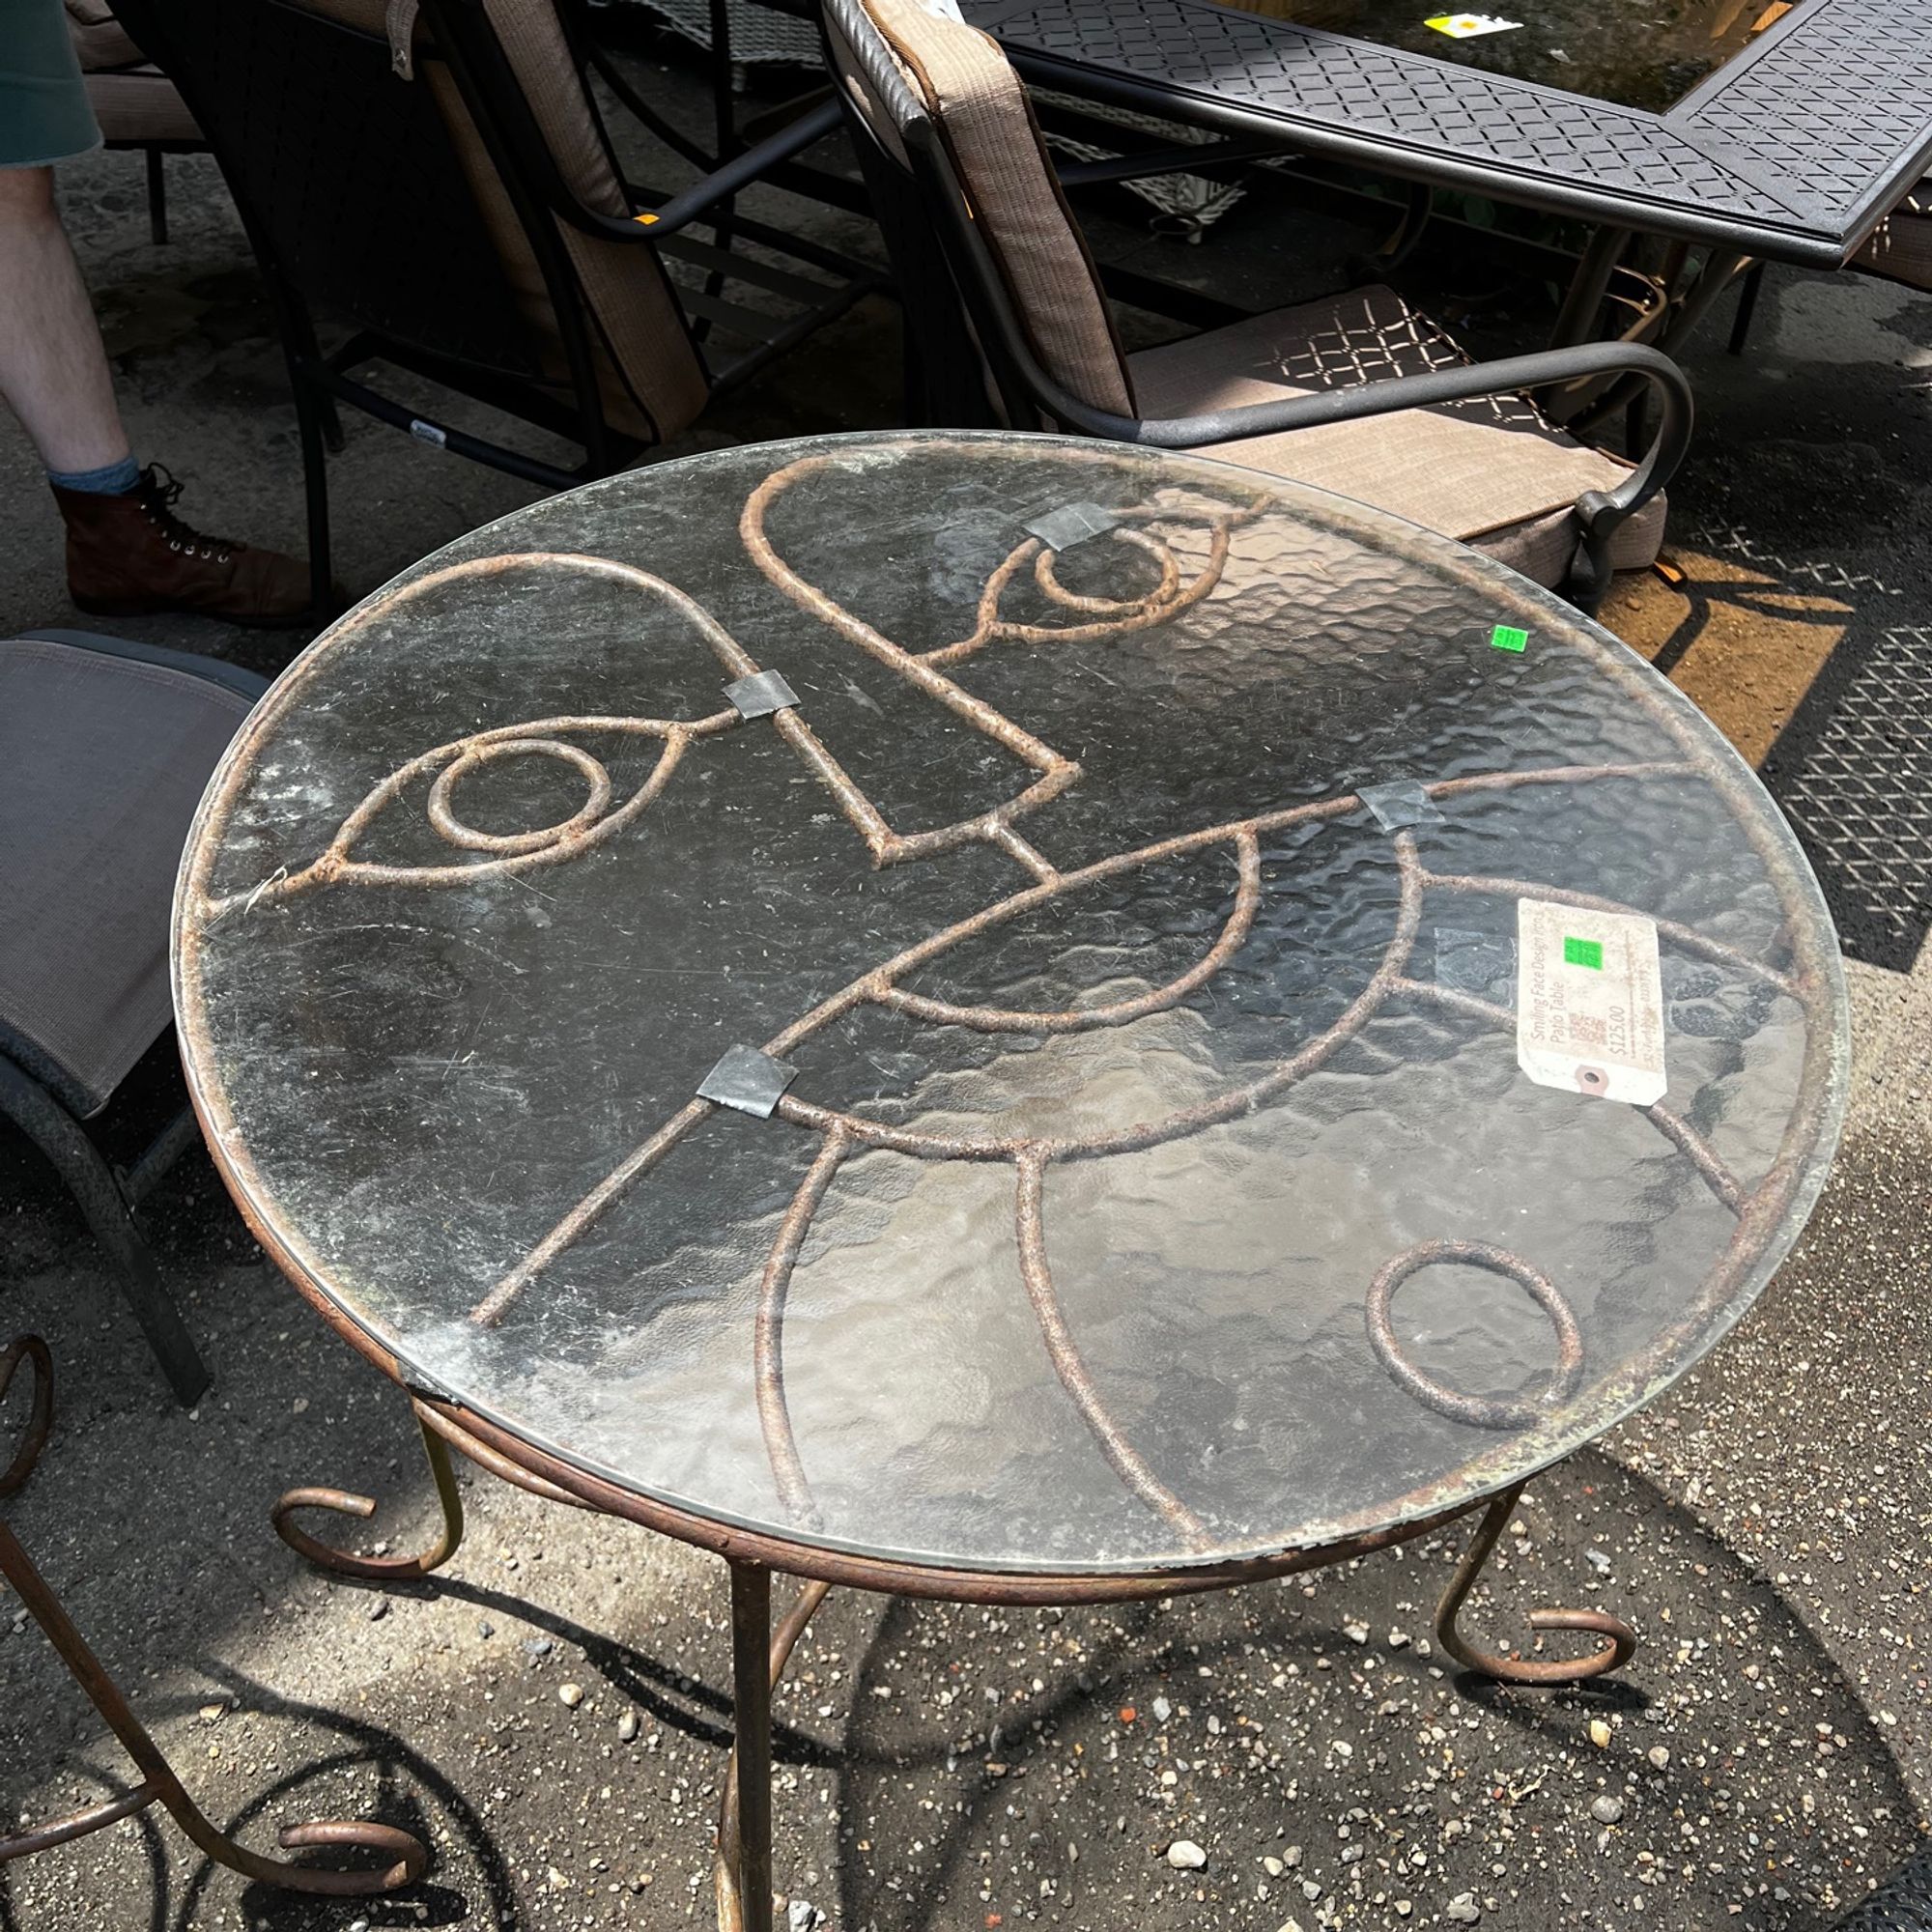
[173,431,1847,1927]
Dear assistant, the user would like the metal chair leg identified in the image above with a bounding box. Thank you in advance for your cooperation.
[274,1409,466,1579]
[144,148,168,245]
[294,370,335,616]
[0,1336,427,1892]
[0,1057,210,1408]
[1436,1480,1637,1685]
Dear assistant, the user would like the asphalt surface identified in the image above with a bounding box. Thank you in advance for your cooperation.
[2,33,1929,1932]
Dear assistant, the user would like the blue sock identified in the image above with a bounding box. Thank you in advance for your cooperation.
[48,455,142,495]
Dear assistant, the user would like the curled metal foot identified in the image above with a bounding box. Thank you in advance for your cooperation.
[1436,1482,1637,1686]
[0,1335,430,1895]
[274,1412,464,1580]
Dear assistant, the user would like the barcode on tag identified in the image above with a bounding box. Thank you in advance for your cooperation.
[1516,898,1665,1105]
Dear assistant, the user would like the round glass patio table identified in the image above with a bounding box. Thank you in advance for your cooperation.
[173,430,1846,1915]
[175,426,1847,1577]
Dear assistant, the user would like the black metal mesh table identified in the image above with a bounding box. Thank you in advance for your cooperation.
[172,431,1848,1926]
[966,0,1932,267]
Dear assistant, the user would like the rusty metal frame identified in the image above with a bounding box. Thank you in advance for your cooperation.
[0,1336,427,1895]
[266,1382,1636,1932]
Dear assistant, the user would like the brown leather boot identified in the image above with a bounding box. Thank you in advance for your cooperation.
[53,465,316,628]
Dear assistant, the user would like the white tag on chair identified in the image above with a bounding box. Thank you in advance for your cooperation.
[918,0,968,19]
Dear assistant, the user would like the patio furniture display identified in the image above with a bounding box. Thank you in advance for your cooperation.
[64,0,204,245]
[947,0,1932,274]
[171,430,1847,1930]
[0,1334,427,1893]
[108,0,886,615]
[0,632,270,1408]
[826,0,1688,612]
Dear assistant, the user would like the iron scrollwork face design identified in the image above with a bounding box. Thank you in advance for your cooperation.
[184,441,1835,1557]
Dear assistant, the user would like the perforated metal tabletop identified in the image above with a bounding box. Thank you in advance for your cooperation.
[966,0,1932,266]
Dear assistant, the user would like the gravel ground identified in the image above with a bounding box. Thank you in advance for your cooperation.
[2,37,1930,1932]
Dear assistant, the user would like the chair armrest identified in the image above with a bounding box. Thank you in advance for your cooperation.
[626,97,847,241]
[1033,341,1693,610]
[429,0,842,247]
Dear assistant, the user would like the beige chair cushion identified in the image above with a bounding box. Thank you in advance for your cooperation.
[0,639,256,1118]
[1855,179,1932,292]
[65,0,143,70]
[1131,285,1665,586]
[853,0,1134,417]
[84,69,201,143]
[307,0,706,446]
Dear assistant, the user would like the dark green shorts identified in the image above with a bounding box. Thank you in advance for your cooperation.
[1,0,103,169]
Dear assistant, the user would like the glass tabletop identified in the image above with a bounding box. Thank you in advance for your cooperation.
[174,431,1847,1579]
[1206,0,1798,114]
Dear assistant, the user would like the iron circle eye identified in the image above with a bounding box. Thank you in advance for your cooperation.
[1364,1239,1584,1431]
[426,737,615,856]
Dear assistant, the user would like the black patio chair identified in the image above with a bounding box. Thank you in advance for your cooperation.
[821,0,1694,614]
[0,632,268,1409]
[107,0,888,613]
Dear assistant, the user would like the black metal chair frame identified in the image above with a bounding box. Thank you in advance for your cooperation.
[112,0,888,615]
[0,632,270,1410]
[101,135,204,246]
[821,0,1693,616]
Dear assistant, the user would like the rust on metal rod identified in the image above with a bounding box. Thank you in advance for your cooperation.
[753,1129,851,1527]
[1014,1148,1214,1550]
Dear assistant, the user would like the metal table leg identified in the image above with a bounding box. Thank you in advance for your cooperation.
[0,1336,427,1894]
[728,1564,775,1930]
[1435,1478,1637,1684]
[1548,224,1632,351]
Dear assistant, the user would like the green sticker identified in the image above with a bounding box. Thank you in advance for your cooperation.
[1564,936,1604,970]
[1490,624,1528,653]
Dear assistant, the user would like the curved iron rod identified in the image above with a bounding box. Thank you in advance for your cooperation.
[755,1131,851,1527]
[273,1410,465,1580]
[0,1334,53,1498]
[412,1397,597,1510]
[1435,1481,1637,1685]
[1015,1149,1211,1548]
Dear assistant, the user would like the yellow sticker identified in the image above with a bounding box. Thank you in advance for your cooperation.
[1425,12,1522,33]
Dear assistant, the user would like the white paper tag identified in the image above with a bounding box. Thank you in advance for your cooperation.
[918,0,966,18]
[1516,898,1665,1105]
[1425,12,1522,34]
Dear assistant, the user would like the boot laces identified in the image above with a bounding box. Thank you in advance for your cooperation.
[138,465,238,564]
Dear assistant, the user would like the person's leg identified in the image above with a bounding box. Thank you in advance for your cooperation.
[0,164,133,479]
[0,157,317,624]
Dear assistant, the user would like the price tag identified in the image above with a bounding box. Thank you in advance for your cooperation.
[1516,898,1666,1105]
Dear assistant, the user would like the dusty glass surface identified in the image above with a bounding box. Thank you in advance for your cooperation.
[174,432,1847,1577]
[1207,0,1790,114]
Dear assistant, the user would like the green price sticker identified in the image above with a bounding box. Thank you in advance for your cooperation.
[1564,936,1604,970]
[1490,624,1529,653]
